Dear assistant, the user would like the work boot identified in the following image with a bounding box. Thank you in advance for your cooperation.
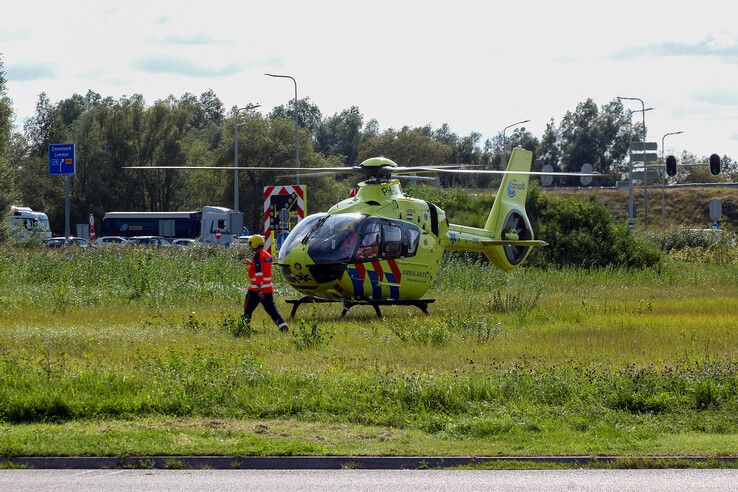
[278,323,289,333]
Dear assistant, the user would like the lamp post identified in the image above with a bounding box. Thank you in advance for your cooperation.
[265,73,300,185]
[501,119,530,166]
[618,97,652,227]
[661,130,684,227]
[233,103,261,212]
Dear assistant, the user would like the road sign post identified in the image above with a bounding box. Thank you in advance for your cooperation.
[709,199,722,227]
[580,163,593,187]
[540,164,553,187]
[49,144,76,238]
[630,142,658,227]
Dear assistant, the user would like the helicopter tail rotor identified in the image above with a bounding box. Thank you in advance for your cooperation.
[484,148,536,270]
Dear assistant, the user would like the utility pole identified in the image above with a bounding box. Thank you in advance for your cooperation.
[661,131,684,227]
[618,97,653,228]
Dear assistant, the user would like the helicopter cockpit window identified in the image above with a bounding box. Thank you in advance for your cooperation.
[355,220,380,261]
[382,224,403,258]
[306,213,363,264]
[277,213,327,263]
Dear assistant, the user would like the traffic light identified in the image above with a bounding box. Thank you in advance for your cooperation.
[709,154,721,175]
[666,155,677,177]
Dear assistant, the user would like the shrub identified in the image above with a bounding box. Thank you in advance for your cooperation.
[222,313,256,338]
[528,193,661,268]
[646,228,722,252]
[291,313,332,350]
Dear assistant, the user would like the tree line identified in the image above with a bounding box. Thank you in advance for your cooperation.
[0,55,735,234]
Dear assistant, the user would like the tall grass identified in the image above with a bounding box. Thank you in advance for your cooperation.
[0,245,736,440]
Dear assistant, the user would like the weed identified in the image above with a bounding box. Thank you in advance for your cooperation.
[694,380,722,410]
[444,316,503,343]
[222,313,256,338]
[486,289,542,314]
[124,458,155,469]
[291,314,332,350]
[184,312,208,331]
[386,317,452,346]
[164,458,185,469]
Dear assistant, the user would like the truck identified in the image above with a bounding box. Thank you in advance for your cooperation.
[9,206,52,239]
[99,206,243,246]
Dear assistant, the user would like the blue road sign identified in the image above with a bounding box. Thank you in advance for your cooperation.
[49,143,75,175]
[276,231,289,249]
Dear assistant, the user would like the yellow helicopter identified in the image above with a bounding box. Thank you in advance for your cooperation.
[129,148,601,318]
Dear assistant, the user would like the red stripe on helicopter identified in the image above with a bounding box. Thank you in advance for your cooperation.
[387,259,402,282]
[371,260,384,281]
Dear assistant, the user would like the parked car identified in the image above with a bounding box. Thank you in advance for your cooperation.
[230,235,254,249]
[95,236,129,246]
[172,238,197,248]
[127,236,172,247]
[46,236,92,248]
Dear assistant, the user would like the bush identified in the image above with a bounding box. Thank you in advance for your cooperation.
[222,313,256,338]
[528,193,661,268]
[5,222,48,248]
[291,314,332,350]
[646,228,722,252]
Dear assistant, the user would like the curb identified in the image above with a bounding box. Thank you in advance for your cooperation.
[2,455,738,470]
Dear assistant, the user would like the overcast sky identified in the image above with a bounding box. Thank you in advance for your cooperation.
[3,0,738,160]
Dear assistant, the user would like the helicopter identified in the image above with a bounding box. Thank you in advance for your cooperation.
[128,148,602,318]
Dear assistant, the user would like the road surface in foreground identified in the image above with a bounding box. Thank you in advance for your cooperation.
[2,469,737,491]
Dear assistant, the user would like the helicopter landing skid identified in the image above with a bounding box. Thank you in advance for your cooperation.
[286,296,435,320]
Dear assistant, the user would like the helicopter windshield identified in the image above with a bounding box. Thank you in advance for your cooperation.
[278,213,327,263]
[306,213,364,264]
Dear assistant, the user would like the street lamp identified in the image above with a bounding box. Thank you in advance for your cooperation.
[265,73,300,184]
[661,130,684,227]
[501,119,530,167]
[618,96,653,227]
[234,103,261,212]
[502,119,530,148]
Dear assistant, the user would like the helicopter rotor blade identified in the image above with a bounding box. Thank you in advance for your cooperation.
[277,170,348,179]
[124,165,352,171]
[426,168,610,177]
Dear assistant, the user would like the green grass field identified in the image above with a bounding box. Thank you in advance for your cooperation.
[0,246,737,458]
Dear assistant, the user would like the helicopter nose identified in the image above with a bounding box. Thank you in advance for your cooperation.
[279,243,313,284]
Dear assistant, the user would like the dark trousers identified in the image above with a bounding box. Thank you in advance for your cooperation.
[243,290,287,328]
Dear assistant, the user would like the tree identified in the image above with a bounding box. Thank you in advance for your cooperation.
[269,97,323,137]
[357,127,452,166]
[199,89,224,126]
[315,106,364,164]
[557,98,631,175]
[0,54,15,214]
[535,118,560,171]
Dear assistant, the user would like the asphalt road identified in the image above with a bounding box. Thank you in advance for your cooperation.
[1,469,737,491]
